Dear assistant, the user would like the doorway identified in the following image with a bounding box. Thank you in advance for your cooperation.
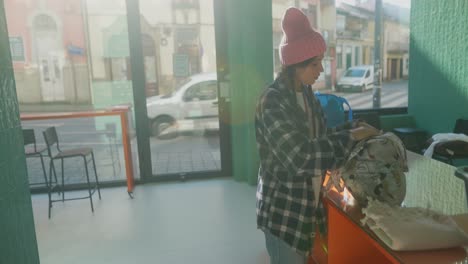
[33,14,65,102]
[135,0,223,179]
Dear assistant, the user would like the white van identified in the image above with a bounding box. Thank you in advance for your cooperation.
[337,65,374,92]
[146,72,219,139]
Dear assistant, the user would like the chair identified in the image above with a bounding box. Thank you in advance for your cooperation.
[386,114,429,153]
[393,127,428,153]
[43,127,101,218]
[23,128,55,187]
[431,119,468,165]
[314,92,353,128]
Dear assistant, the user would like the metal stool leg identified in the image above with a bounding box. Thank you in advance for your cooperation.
[107,136,117,177]
[91,152,101,199]
[114,136,121,172]
[48,160,54,219]
[50,159,60,196]
[52,158,58,185]
[61,158,65,202]
[39,154,49,188]
[84,156,94,212]
[105,132,121,177]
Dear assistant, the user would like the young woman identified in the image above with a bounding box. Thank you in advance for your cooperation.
[255,7,380,263]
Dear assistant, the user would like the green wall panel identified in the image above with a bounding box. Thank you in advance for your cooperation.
[0,1,40,263]
[225,0,273,184]
[409,0,468,134]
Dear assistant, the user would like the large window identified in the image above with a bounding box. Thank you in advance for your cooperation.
[272,0,410,110]
[6,0,222,185]
[5,0,140,187]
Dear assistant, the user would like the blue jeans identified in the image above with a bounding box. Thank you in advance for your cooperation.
[264,231,307,264]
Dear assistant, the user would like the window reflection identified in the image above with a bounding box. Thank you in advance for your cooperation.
[272,0,410,109]
[5,0,137,184]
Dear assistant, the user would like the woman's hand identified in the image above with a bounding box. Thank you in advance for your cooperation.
[357,121,378,131]
[350,124,382,141]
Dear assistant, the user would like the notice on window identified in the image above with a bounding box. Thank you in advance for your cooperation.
[9,37,24,61]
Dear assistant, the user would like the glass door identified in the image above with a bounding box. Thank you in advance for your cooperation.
[137,0,222,178]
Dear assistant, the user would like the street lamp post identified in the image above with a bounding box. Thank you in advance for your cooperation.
[373,0,383,109]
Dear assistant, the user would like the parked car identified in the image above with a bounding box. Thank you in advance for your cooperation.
[146,73,219,139]
[337,65,374,92]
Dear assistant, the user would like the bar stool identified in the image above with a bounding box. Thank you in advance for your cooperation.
[392,127,428,153]
[431,119,468,165]
[43,127,101,218]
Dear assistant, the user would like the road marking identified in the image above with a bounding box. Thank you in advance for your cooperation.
[342,90,408,109]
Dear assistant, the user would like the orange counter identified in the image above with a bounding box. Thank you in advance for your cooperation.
[309,189,467,264]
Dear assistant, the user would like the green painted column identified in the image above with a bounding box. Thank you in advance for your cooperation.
[126,0,152,179]
[224,0,273,184]
[0,2,40,263]
[409,0,468,134]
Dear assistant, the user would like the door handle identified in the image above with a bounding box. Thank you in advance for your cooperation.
[212,101,218,105]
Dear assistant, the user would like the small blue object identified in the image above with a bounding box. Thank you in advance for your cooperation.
[67,45,85,56]
[314,91,353,128]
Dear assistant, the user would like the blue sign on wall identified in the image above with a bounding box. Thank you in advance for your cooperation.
[67,45,85,56]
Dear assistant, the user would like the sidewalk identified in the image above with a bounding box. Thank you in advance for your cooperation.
[19,103,96,113]
[17,85,339,113]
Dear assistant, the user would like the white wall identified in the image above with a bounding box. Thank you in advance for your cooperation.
[336,41,364,69]
[159,31,174,76]
[272,1,296,20]
[402,53,409,77]
[200,0,215,25]
[199,0,216,73]
[321,5,336,32]
[200,25,216,73]
[87,15,117,79]
[139,0,172,24]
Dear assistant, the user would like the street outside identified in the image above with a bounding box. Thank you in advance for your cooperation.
[23,80,407,185]
[324,79,408,109]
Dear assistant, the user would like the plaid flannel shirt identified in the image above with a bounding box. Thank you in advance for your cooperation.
[255,77,357,255]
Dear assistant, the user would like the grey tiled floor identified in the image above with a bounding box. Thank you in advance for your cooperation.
[32,178,268,264]
[150,133,221,175]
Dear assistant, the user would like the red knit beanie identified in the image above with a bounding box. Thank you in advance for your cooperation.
[279,7,326,66]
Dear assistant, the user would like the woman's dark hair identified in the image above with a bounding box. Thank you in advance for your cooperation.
[278,56,317,89]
